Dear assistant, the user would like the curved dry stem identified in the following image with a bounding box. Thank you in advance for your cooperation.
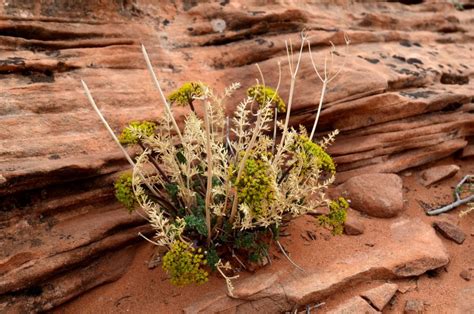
[276,240,305,272]
[81,80,136,168]
[141,45,183,142]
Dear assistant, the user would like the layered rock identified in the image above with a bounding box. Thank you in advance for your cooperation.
[184,218,449,313]
[0,0,473,311]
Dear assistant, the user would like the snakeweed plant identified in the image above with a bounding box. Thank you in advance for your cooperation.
[82,31,350,293]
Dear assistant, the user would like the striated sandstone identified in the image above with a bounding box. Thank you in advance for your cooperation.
[0,0,473,310]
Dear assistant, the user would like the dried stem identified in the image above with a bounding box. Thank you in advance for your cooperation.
[308,33,350,140]
[276,32,307,160]
[141,45,183,143]
[427,175,474,215]
[82,80,171,213]
[203,100,213,244]
[82,80,135,168]
[276,240,305,272]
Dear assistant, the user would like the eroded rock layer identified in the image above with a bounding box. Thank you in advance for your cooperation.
[0,0,473,311]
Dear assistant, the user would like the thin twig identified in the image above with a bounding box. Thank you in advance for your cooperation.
[276,240,305,272]
[141,45,183,142]
[232,250,247,270]
[82,80,135,168]
[426,174,473,215]
[275,31,307,164]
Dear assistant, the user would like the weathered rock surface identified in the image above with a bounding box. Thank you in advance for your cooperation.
[461,145,474,159]
[327,296,380,314]
[460,269,472,281]
[344,210,365,235]
[184,219,448,313]
[420,164,460,186]
[433,220,466,244]
[360,283,398,311]
[1,0,473,310]
[338,173,404,218]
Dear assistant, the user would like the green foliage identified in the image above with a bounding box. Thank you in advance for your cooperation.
[450,0,464,10]
[319,197,348,235]
[167,82,206,107]
[233,153,275,217]
[206,246,219,271]
[162,240,208,286]
[184,214,208,237]
[114,173,136,212]
[234,230,269,263]
[247,84,286,112]
[118,121,157,145]
[293,135,336,174]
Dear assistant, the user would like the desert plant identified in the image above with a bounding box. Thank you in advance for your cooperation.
[81,31,349,290]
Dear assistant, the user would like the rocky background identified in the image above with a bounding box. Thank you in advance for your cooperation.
[0,0,473,312]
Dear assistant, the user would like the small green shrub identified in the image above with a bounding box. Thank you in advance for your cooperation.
[167,82,207,109]
[162,240,208,286]
[233,152,275,217]
[247,84,286,112]
[118,121,157,145]
[319,197,348,235]
[86,34,350,290]
[114,173,135,212]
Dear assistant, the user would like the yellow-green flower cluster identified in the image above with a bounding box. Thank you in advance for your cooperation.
[234,154,275,216]
[167,82,206,106]
[293,135,335,174]
[319,197,348,235]
[118,121,157,145]
[162,240,208,286]
[114,173,136,212]
[247,84,286,112]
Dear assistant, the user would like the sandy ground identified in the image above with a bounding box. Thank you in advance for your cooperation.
[59,157,473,313]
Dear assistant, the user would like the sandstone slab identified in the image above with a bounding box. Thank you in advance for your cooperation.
[185,219,449,313]
[338,174,404,218]
[360,283,398,311]
[420,164,460,186]
[433,221,466,244]
[327,296,379,314]
[461,145,474,159]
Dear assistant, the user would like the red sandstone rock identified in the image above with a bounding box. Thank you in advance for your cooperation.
[433,220,466,244]
[338,174,404,218]
[184,218,448,313]
[344,211,365,235]
[0,0,473,311]
[459,269,472,281]
[420,164,460,186]
[360,283,398,311]
[461,145,474,159]
[327,296,379,314]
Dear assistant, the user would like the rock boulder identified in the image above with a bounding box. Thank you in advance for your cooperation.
[338,174,404,218]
